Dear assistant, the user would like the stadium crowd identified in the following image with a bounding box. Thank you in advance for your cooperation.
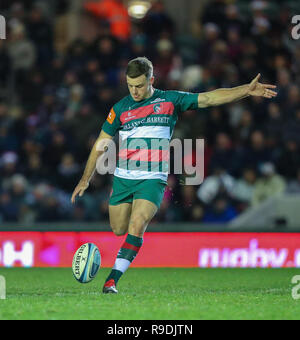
[1,0,300,224]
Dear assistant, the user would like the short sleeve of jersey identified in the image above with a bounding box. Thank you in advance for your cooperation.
[168,91,199,112]
[102,107,121,136]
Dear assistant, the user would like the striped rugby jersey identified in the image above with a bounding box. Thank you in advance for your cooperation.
[102,89,199,182]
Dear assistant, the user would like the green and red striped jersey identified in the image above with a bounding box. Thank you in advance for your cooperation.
[102,89,199,182]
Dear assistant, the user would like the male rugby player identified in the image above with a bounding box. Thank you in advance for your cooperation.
[71,57,277,293]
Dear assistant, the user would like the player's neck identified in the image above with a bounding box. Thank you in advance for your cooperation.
[144,86,155,100]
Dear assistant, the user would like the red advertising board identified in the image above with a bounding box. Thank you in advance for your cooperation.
[0,232,300,268]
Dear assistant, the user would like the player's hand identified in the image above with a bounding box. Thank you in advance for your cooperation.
[71,180,89,204]
[248,73,277,98]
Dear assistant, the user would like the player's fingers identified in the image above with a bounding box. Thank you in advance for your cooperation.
[249,74,261,90]
[264,89,277,95]
[264,89,277,98]
[71,191,78,203]
[252,73,261,83]
[266,89,277,96]
[71,187,80,203]
[263,84,277,89]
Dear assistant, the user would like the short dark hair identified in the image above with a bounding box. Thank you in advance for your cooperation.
[126,57,153,79]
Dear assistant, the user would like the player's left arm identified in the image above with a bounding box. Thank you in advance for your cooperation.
[197,73,277,108]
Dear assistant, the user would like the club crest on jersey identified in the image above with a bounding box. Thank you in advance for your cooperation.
[153,103,162,114]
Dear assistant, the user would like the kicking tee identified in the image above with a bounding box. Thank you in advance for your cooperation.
[102,89,199,182]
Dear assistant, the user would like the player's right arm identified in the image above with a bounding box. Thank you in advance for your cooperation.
[71,130,114,204]
[71,107,121,203]
[71,105,121,203]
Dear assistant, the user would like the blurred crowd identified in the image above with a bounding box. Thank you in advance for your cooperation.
[1,0,300,224]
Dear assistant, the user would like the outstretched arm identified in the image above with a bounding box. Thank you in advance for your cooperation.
[197,73,277,108]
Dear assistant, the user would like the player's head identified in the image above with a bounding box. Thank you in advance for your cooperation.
[126,57,154,102]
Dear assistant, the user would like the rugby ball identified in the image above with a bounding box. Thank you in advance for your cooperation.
[72,243,101,283]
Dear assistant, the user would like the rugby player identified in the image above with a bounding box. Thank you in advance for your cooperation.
[71,57,277,293]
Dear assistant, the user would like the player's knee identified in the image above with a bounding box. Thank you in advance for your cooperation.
[110,223,128,236]
[113,229,127,236]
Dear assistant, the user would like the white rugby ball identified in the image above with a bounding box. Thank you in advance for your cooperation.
[72,243,101,283]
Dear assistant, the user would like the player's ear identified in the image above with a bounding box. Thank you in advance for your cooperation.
[149,76,155,86]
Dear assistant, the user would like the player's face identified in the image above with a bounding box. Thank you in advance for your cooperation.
[127,74,154,102]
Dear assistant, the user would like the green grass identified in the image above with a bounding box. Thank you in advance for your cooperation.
[0,268,300,320]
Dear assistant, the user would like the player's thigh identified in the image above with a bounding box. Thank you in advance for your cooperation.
[128,199,158,237]
[109,203,132,236]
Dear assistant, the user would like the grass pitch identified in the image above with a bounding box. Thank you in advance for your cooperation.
[0,268,299,320]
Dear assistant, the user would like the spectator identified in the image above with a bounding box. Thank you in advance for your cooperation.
[64,84,85,120]
[24,153,47,184]
[66,39,88,73]
[231,168,257,210]
[265,103,283,140]
[129,28,148,59]
[42,131,69,173]
[84,0,131,41]
[56,153,81,193]
[205,108,232,145]
[26,4,53,66]
[286,168,300,194]
[252,162,286,206]
[64,103,101,159]
[0,191,18,222]
[203,196,238,223]
[0,152,19,189]
[197,167,235,205]
[153,38,182,87]
[282,108,300,144]
[201,0,227,29]
[0,41,11,91]
[276,140,300,179]
[234,109,256,144]
[142,0,174,42]
[226,28,243,63]
[0,123,19,155]
[9,174,28,207]
[243,130,273,171]
[208,133,236,174]
[222,4,247,37]
[8,22,36,92]
[0,0,299,223]
[37,194,63,222]
[20,70,45,111]
[283,85,300,118]
[198,23,221,66]
[93,35,120,71]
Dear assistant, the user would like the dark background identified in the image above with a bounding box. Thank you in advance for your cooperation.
[0,0,300,229]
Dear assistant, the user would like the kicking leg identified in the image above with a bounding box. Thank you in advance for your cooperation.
[103,199,158,293]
